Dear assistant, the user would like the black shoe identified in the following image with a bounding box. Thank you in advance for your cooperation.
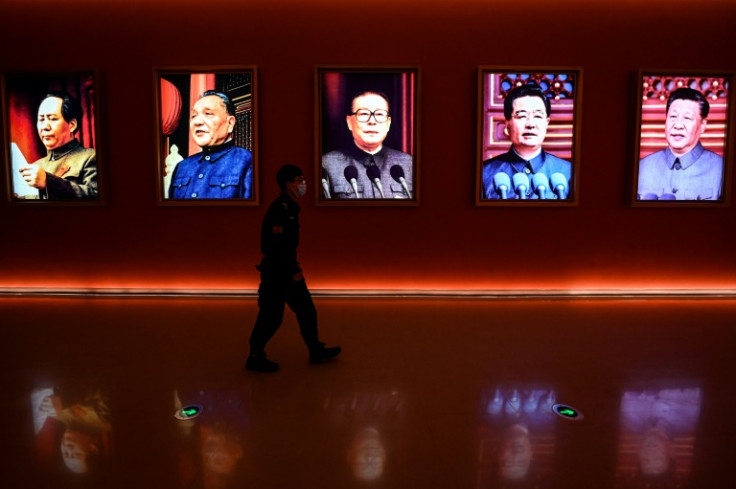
[245,353,279,373]
[309,345,342,365]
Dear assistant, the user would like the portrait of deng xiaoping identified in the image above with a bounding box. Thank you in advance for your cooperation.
[477,69,581,206]
[317,67,419,204]
[633,72,731,204]
[3,72,101,203]
[157,69,257,204]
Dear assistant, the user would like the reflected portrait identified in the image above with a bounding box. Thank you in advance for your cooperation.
[615,386,702,488]
[29,383,113,483]
[324,389,406,485]
[477,388,558,488]
[173,388,252,489]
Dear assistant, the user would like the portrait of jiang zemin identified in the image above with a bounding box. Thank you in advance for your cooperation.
[3,73,100,202]
[477,69,581,205]
[157,69,257,204]
[317,68,418,204]
[634,73,731,204]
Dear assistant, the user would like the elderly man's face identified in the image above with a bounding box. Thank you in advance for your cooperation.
[190,95,235,148]
[639,431,671,476]
[348,428,386,481]
[37,97,77,150]
[498,431,532,480]
[666,98,707,157]
[60,429,98,474]
[506,96,549,154]
[346,93,391,153]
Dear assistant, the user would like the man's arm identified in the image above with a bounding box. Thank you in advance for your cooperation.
[243,163,253,199]
[44,152,98,199]
[261,201,301,276]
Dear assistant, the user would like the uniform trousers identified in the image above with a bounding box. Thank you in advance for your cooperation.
[249,274,320,354]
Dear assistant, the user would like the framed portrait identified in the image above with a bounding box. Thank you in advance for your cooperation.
[316,67,419,205]
[2,71,104,204]
[631,70,732,206]
[476,68,582,206]
[155,67,258,205]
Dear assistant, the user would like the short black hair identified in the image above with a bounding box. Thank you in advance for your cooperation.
[503,83,551,120]
[666,87,710,119]
[347,90,390,115]
[201,90,236,116]
[42,92,82,133]
[276,164,304,191]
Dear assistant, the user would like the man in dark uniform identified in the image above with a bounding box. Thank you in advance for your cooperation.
[246,164,341,372]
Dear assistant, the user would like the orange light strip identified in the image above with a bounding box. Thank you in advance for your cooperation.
[1,287,736,299]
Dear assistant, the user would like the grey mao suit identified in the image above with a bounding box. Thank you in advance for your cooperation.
[322,144,413,199]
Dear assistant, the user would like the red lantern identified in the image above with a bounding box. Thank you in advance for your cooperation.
[160,78,182,136]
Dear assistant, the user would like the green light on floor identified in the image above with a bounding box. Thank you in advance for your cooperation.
[175,404,203,420]
[553,403,583,420]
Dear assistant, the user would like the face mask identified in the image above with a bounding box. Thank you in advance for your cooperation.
[295,183,307,197]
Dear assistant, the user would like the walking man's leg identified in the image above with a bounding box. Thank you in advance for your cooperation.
[247,280,286,372]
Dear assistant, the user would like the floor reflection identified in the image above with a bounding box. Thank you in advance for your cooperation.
[478,388,557,488]
[29,381,114,487]
[173,389,252,489]
[325,389,406,485]
[615,386,701,488]
[2,297,735,488]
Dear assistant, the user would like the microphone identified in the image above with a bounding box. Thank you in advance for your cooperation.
[389,165,412,198]
[549,173,568,199]
[531,173,549,199]
[366,165,385,198]
[492,173,511,199]
[512,173,530,199]
[343,166,360,198]
[321,178,331,199]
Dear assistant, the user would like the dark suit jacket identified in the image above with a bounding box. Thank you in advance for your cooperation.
[34,139,97,199]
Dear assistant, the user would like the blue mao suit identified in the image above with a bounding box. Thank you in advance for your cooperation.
[482,148,572,200]
[169,140,253,199]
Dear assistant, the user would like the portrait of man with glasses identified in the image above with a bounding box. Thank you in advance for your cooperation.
[321,90,413,200]
[481,83,572,201]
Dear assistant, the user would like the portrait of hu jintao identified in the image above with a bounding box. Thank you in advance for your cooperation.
[317,67,419,205]
[632,71,732,206]
[477,68,582,206]
[156,68,258,205]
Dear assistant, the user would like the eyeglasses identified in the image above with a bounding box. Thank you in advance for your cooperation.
[351,109,390,123]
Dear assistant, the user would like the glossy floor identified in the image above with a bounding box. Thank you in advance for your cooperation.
[2,296,735,488]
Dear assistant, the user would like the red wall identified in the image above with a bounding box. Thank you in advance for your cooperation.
[1,1,735,292]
